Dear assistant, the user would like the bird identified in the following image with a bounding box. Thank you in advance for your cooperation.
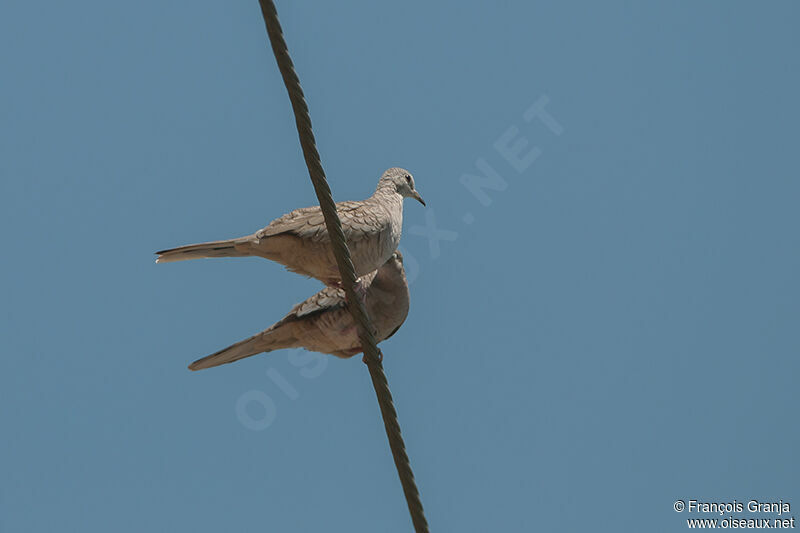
[155,167,424,288]
[188,252,410,370]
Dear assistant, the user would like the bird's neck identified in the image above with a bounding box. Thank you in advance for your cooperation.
[368,266,409,310]
[371,182,402,205]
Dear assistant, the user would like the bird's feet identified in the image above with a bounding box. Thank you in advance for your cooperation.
[333,277,368,309]
[352,277,368,307]
[324,277,367,303]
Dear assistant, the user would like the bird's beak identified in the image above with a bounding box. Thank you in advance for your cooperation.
[411,190,426,206]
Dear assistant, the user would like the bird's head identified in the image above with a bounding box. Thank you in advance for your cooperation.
[380,167,425,206]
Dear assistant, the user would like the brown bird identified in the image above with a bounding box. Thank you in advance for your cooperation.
[188,252,410,371]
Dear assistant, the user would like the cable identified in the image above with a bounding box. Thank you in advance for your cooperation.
[256,2,430,531]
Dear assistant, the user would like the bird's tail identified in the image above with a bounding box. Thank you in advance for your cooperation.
[188,323,300,371]
[155,237,255,264]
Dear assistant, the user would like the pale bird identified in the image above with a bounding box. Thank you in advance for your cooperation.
[155,168,424,288]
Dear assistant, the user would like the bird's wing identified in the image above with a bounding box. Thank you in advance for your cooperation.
[256,201,382,243]
[280,267,380,323]
[285,286,347,320]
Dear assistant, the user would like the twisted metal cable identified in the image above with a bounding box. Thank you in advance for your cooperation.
[257,2,430,531]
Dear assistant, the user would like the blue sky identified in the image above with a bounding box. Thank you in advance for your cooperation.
[2,1,798,531]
